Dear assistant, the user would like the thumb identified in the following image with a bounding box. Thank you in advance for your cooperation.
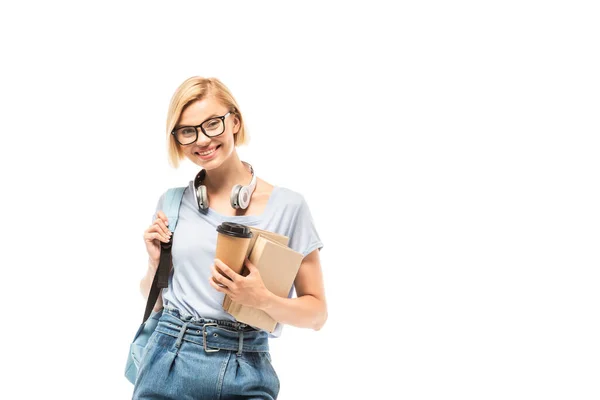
[245,258,258,273]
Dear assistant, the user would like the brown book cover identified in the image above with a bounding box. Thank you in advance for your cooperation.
[223,234,304,332]
[244,227,290,258]
[223,227,290,312]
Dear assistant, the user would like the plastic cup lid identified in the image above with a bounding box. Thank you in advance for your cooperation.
[216,222,253,238]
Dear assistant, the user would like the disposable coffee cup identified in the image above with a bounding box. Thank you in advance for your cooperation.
[214,222,253,286]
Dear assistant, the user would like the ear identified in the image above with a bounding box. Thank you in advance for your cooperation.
[232,113,241,134]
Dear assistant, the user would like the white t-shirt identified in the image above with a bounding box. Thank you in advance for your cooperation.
[153,180,324,338]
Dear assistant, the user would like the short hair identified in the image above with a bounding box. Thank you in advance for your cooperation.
[166,77,248,168]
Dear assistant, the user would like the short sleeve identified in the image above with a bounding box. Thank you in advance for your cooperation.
[151,191,167,224]
[288,195,324,258]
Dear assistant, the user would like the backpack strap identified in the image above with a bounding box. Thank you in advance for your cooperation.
[142,187,186,323]
[163,187,187,232]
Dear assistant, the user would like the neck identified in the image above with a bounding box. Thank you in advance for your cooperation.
[203,152,253,194]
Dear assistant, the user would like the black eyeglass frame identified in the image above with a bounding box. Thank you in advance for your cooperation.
[171,112,232,145]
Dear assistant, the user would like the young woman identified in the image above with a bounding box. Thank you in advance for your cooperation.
[132,77,327,399]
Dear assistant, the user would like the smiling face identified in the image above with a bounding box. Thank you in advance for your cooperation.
[176,97,241,169]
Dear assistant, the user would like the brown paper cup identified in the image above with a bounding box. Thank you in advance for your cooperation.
[214,223,253,286]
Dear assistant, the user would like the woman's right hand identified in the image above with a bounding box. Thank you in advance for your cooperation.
[144,210,172,263]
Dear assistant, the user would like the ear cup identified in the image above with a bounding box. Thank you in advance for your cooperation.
[237,187,251,209]
[197,185,208,210]
[230,184,243,209]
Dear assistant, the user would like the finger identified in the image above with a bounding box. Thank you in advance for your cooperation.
[214,259,240,282]
[209,277,232,295]
[244,258,256,271]
[145,231,170,243]
[209,266,232,290]
[154,232,170,243]
[242,259,257,276]
[154,218,171,238]
[147,226,170,242]
[211,264,233,285]
[156,211,170,227]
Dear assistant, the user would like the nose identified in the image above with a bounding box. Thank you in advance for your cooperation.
[194,131,212,146]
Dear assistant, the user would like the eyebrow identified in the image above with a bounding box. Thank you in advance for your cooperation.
[176,114,220,129]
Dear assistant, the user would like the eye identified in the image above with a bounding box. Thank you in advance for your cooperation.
[205,119,221,129]
[179,127,196,136]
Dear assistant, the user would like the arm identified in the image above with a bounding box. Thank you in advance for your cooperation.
[210,248,328,331]
[139,258,164,312]
[261,248,328,331]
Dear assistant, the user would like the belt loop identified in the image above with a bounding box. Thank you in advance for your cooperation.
[175,321,190,349]
[237,330,244,356]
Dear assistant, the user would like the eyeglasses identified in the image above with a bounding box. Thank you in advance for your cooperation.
[171,112,232,145]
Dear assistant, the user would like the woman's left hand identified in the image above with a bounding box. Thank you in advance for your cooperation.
[209,258,270,309]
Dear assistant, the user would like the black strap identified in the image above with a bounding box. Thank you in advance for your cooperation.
[142,235,174,323]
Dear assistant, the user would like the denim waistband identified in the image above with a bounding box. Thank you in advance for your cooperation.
[163,306,259,331]
[157,306,269,354]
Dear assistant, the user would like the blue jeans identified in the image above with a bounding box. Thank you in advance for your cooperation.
[132,306,280,399]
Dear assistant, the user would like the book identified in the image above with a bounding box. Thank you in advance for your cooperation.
[222,232,304,332]
[223,227,291,312]
[244,226,290,257]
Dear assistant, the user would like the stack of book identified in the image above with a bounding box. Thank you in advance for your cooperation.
[222,226,304,332]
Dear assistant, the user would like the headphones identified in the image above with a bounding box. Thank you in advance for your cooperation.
[194,161,257,212]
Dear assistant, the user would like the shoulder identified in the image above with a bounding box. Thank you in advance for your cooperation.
[272,185,306,208]
[270,185,314,227]
[253,177,303,206]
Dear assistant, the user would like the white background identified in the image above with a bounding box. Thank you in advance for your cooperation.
[1,1,599,399]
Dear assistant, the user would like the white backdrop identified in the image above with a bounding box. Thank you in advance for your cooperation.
[1,1,599,399]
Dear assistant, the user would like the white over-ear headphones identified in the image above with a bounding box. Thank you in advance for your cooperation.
[194,161,257,211]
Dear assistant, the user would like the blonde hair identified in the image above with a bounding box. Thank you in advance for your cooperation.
[166,77,248,168]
